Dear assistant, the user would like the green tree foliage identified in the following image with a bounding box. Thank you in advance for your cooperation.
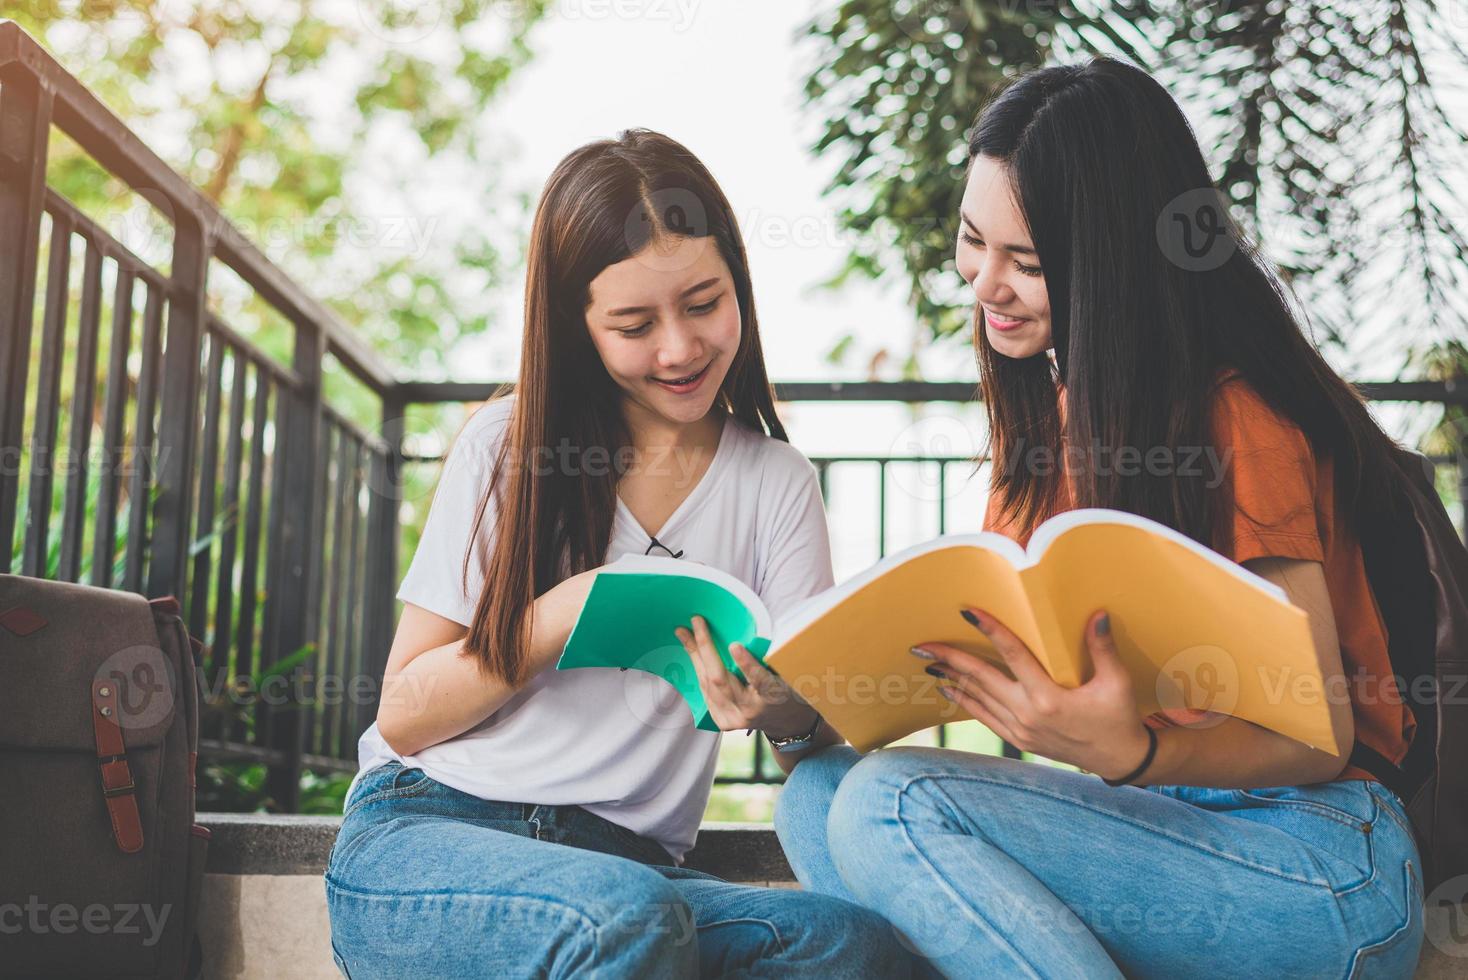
[10,0,549,380]
[804,0,1468,377]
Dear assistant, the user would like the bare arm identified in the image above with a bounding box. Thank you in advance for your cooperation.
[375,569,598,757]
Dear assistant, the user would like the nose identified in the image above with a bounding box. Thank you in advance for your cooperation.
[972,253,1015,312]
[656,320,704,372]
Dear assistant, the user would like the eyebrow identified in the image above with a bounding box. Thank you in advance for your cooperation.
[959,211,1036,256]
[605,277,722,317]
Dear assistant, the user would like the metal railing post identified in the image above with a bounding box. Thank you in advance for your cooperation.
[145,207,210,602]
[0,68,53,573]
[262,319,326,812]
[362,391,405,734]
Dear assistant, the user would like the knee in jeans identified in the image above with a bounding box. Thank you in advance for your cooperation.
[579,866,696,956]
[781,892,911,974]
[776,746,858,826]
[826,750,916,844]
[826,748,972,891]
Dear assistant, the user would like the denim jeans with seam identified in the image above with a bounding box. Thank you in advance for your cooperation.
[774,746,1424,979]
[325,760,916,979]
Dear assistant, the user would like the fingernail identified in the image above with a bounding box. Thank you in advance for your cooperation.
[1097,613,1111,637]
[909,646,935,660]
[938,685,956,701]
[961,609,985,631]
[924,665,947,679]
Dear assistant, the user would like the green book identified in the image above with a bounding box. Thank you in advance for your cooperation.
[556,556,776,731]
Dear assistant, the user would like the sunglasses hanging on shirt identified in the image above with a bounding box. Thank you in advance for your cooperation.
[644,536,684,559]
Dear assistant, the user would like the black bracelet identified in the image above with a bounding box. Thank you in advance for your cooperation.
[1102,725,1159,787]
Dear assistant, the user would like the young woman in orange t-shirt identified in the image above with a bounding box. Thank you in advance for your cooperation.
[776,58,1425,978]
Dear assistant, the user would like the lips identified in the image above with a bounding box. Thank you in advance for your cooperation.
[651,361,712,394]
[984,308,1030,332]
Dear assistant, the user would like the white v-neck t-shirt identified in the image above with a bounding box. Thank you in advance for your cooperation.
[349,398,834,861]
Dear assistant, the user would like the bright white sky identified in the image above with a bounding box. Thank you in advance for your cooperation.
[422,0,971,387]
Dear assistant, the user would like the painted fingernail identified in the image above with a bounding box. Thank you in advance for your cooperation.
[938,685,956,701]
[924,665,947,679]
[909,646,935,660]
[961,609,985,631]
[1097,613,1111,637]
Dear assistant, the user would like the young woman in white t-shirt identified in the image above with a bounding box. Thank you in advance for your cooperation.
[324,129,910,979]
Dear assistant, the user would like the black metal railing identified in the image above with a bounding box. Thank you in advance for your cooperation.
[3,21,1466,806]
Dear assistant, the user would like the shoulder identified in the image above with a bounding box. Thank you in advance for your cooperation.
[444,396,516,470]
[1205,372,1325,559]
[1210,370,1291,427]
[1208,371,1312,460]
[722,414,820,492]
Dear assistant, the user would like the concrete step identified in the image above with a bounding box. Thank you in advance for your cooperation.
[196,813,1467,980]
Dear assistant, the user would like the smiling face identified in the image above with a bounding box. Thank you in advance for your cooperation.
[584,235,741,432]
[956,154,1053,360]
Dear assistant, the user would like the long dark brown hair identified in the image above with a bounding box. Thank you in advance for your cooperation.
[460,129,786,684]
[972,58,1402,549]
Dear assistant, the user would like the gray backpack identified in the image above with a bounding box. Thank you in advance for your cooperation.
[0,575,207,978]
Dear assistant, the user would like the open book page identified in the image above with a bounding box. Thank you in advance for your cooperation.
[769,532,1028,642]
[597,554,774,640]
[556,555,772,731]
[764,537,1042,752]
[1021,509,1335,751]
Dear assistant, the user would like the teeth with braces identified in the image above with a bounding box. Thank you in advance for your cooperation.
[659,367,704,385]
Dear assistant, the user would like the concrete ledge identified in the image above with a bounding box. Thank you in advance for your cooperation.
[196,813,795,979]
[199,813,793,881]
[202,814,345,876]
[196,814,1467,980]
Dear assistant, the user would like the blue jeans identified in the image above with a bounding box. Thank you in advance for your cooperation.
[775,746,1425,979]
[325,761,913,978]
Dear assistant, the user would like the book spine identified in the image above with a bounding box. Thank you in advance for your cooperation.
[1018,567,1084,687]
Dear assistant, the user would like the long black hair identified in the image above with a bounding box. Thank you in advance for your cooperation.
[972,57,1401,548]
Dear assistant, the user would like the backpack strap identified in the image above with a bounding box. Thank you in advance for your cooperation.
[91,677,144,854]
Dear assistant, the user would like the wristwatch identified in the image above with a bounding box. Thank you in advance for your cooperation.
[765,712,823,754]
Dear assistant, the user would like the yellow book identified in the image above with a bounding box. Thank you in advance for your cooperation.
[765,508,1339,753]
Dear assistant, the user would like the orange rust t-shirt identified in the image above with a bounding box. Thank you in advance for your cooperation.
[982,373,1415,783]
